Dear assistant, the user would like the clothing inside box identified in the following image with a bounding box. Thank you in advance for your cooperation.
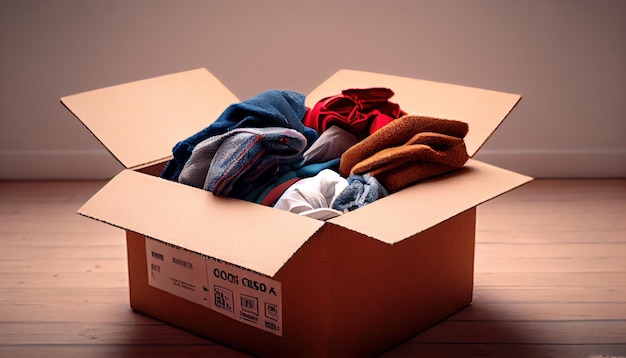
[157,88,470,221]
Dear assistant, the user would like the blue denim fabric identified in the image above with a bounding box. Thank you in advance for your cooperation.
[331,174,389,212]
[177,127,307,198]
[161,90,318,181]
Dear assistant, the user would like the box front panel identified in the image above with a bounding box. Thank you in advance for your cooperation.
[126,230,330,357]
[144,237,283,336]
[126,232,289,356]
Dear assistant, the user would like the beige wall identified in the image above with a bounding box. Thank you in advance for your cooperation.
[1,0,625,179]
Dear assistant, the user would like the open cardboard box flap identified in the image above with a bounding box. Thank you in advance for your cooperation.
[62,68,521,169]
[78,169,325,277]
[61,68,239,169]
[65,68,532,276]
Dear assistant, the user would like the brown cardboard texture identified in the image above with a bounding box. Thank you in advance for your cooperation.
[62,68,532,357]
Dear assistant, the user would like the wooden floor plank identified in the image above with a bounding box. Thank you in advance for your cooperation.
[0,321,215,345]
[473,286,625,304]
[381,343,626,358]
[410,320,626,344]
[474,272,626,287]
[451,302,626,321]
[0,260,127,274]
[0,345,252,358]
[475,256,626,273]
[477,230,626,244]
[1,245,126,261]
[0,272,128,289]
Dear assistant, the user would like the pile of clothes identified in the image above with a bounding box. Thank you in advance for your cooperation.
[161,88,470,220]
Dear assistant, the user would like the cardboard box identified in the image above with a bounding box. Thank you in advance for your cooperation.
[61,68,532,357]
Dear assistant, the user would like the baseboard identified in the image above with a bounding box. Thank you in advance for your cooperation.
[474,148,626,178]
[1,148,624,180]
[0,149,124,180]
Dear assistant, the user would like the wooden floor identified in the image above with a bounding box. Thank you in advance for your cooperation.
[0,179,624,357]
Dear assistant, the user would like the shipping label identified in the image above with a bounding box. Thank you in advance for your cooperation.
[145,237,282,336]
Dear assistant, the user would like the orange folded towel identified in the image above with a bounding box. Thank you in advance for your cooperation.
[339,115,470,193]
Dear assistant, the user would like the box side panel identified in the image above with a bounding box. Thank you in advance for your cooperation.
[324,208,477,357]
[306,69,520,156]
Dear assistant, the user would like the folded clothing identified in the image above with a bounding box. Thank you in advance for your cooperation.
[303,88,405,140]
[178,127,307,198]
[340,115,470,193]
[332,174,389,212]
[161,89,318,181]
